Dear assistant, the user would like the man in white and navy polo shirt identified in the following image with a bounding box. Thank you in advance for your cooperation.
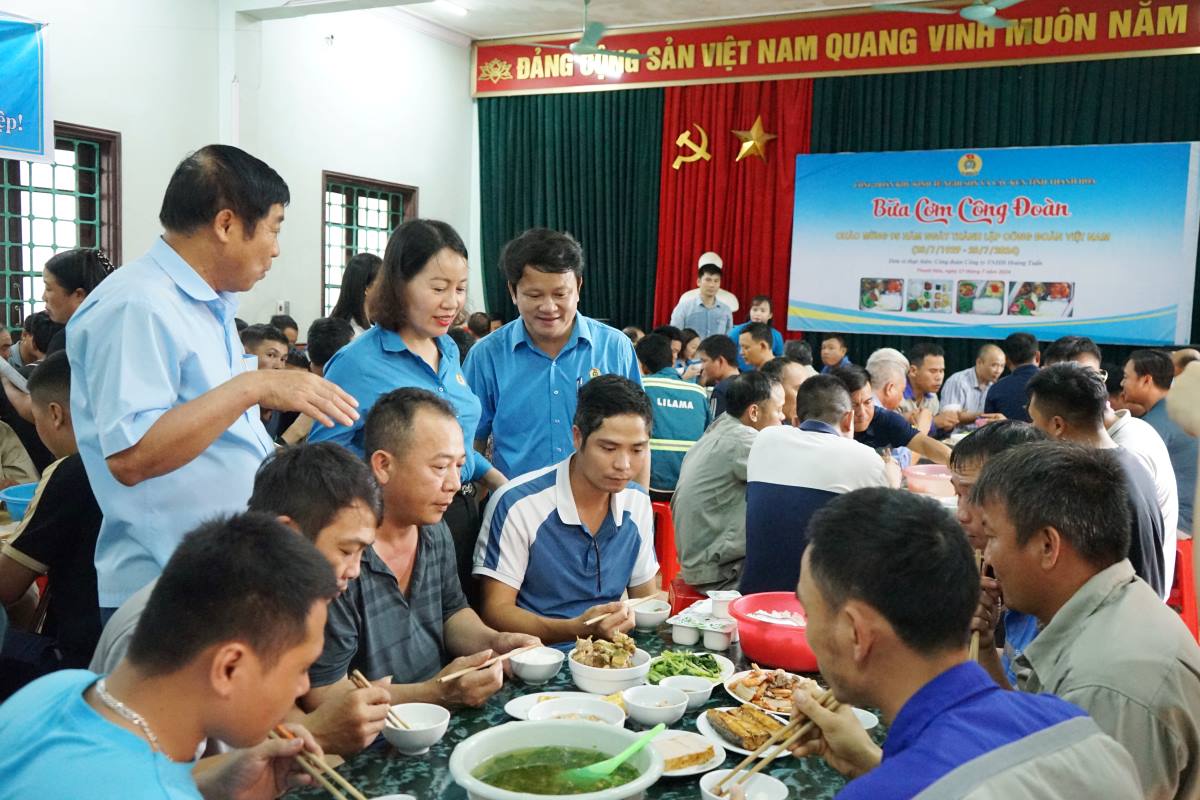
[740,374,894,595]
[474,375,660,645]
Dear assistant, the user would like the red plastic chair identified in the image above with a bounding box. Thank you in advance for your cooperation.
[669,574,705,615]
[1167,538,1198,643]
[651,502,680,589]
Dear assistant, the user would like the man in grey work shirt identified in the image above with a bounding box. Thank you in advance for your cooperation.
[302,389,538,712]
[972,442,1200,800]
[671,372,785,590]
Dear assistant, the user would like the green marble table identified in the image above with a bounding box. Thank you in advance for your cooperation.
[293,629,884,799]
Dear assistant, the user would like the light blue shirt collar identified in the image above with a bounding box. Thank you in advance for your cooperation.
[376,325,453,360]
[508,313,594,354]
[148,237,238,321]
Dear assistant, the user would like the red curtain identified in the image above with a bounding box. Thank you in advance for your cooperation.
[654,79,813,332]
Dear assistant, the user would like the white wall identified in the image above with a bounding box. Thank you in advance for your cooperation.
[3,0,220,263]
[4,2,480,334]
[233,7,479,329]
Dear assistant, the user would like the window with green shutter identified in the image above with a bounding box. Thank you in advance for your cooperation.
[0,123,121,330]
[321,171,416,316]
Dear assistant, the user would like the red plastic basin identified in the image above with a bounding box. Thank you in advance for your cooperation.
[729,592,818,673]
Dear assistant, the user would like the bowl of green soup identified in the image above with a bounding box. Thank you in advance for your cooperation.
[449,719,664,799]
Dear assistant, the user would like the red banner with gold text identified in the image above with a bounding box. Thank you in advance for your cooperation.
[473,0,1200,97]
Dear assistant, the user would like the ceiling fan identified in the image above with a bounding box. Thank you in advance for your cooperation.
[531,0,648,59]
[870,0,1027,28]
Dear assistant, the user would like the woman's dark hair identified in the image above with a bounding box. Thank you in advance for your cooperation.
[574,375,653,445]
[330,252,383,330]
[372,219,467,332]
[501,228,583,287]
[127,513,337,674]
[806,488,978,654]
[43,248,114,295]
[679,328,700,353]
[248,443,382,538]
[158,144,289,236]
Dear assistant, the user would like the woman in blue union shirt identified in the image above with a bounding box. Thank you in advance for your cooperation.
[311,219,505,594]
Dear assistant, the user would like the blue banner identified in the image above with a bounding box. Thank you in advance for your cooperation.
[0,17,50,161]
[787,143,1200,345]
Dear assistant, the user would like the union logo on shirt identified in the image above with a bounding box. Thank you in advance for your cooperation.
[456,373,466,386]
[589,367,601,379]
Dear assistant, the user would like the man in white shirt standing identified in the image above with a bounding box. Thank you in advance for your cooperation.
[669,255,734,338]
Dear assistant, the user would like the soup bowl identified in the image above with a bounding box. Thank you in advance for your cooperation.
[449,719,664,800]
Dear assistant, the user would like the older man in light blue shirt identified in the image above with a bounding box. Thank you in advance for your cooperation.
[68,145,357,611]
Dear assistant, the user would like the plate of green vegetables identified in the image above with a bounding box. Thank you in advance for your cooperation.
[646,650,735,685]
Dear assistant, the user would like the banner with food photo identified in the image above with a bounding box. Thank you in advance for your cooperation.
[787,142,1200,345]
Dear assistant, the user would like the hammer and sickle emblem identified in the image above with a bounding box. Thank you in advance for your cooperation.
[672,124,711,171]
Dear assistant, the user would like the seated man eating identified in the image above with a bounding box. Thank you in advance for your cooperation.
[474,375,660,644]
[304,388,539,711]
[91,442,393,757]
[785,488,1141,799]
[972,442,1200,799]
[0,513,337,799]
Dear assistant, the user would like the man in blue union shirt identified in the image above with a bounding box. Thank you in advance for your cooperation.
[463,228,642,481]
[784,488,1141,799]
[67,145,357,614]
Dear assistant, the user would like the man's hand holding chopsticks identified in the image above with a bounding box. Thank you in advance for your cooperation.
[432,650,504,708]
[195,723,325,800]
[787,689,881,779]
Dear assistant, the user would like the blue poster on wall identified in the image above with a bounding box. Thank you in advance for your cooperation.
[787,143,1200,345]
[0,15,51,162]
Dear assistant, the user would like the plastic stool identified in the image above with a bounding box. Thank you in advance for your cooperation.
[1168,538,1198,643]
[651,502,680,588]
[669,574,705,615]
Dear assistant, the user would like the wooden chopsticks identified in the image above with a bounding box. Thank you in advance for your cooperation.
[435,644,541,683]
[269,724,368,800]
[348,669,407,730]
[713,688,839,796]
[969,549,984,661]
[584,595,657,626]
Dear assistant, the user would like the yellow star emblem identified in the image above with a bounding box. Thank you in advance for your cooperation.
[732,115,777,163]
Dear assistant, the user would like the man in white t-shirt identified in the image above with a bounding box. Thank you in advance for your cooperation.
[1044,335,1179,593]
[740,375,896,594]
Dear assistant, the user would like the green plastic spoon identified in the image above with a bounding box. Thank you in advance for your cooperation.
[562,723,667,787]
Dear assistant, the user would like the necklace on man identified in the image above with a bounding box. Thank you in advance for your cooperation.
[94,678,175,760]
